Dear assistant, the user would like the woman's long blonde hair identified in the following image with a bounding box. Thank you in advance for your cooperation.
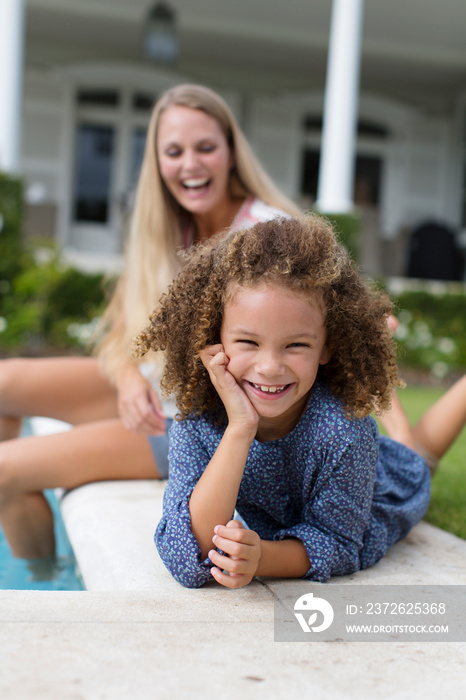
[96,83,301,381]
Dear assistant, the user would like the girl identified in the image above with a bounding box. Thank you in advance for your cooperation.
[134,215,462,589]
[0,84,300,560]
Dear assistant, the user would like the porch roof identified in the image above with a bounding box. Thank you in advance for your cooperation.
[26,0,466,114]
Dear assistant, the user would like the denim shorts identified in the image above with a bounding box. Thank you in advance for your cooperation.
[147,418,173,479]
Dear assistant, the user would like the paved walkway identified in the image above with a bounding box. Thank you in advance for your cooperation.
[2,477,466,699]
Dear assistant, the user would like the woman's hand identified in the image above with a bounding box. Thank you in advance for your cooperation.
[200,344,259,435]
[116,366,166,435]
[209,520,261,589]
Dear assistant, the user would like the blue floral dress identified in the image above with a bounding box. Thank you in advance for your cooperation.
[155,381,431,587]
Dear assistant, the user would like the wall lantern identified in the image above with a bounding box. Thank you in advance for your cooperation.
[142,2,178,63]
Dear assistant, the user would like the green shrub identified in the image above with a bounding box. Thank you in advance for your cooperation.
[392,290,466,377]
[44,267,107,332]
[0,172,32,283]
[0,250,107,353]
[0,175,109,354]
[0,172,22,245]
[320,211,362,261]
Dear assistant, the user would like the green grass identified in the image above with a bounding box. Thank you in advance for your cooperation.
[379,385,466,540]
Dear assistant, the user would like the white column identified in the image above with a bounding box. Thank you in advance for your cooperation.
[0,0,25,174]
[316,0,364,213]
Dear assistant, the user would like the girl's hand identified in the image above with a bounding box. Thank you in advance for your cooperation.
[116,367,166,435]
[200,344,258,434]
[209,520,261,589]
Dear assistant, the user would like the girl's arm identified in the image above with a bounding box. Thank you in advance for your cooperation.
[188,345,258,559]
[189,423,255,559]
[154,344,259,588]
[256,538,311,577]
[154,418,222,588]
[210,418,381,587]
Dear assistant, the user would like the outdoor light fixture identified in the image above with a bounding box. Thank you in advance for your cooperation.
[142,2,178,63]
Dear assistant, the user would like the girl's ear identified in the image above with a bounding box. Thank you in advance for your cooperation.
[319,345,332,366]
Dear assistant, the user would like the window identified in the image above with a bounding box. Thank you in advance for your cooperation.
[462,114,466,228]
[73,124,115,223]
[76,89,120,107]
[301,149,382,206]
[303,115,389,139]
[130,127,147,186]
[132,93,156,112]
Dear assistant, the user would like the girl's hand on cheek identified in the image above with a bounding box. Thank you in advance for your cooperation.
[209,520,261,589]
[200,345,258,433]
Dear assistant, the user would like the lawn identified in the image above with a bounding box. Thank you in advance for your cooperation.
[379,384,466,540]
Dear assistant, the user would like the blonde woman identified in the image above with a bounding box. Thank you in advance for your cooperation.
[0,84,301,560]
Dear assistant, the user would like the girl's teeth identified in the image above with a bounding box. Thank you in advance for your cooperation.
[252,383,286,394]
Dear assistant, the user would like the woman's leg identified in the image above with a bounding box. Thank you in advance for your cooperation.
[0,418,159,559]
[0,416,22,442]
[378,390,418,452]
[380,375,466,460]
[0,357,120,435]
[411,374,466,459]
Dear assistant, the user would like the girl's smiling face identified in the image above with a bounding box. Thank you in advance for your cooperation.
[220,282,331,441]
[157,105,234,220]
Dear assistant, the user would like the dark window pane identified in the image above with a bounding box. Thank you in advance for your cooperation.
[301,148,382,206]
[76,90,120,107]
[73,124,115,223]
[462,117,466,227]
[354,155,382,206]
[132,93,156,112]
[303,114,389,139]
[462,158,466,227]
[301,148,320,200]
[302,115,323,131]
[357,120,389,138]
[130,127,147,185]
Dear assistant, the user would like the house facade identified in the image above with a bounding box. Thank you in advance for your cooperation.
[3,0,466,277]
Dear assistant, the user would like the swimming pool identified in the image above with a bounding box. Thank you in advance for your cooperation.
[0,489,84,590]
[0,420,84,591]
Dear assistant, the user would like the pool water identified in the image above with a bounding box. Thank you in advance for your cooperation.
[0,489,84,590]
[0,420,84,591]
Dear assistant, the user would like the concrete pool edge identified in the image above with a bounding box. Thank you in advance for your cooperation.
[3,417,464,698]
[59,478,466,592]
[3,492,466,700]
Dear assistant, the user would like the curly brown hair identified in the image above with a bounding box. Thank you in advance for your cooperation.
[133,215,402,419]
